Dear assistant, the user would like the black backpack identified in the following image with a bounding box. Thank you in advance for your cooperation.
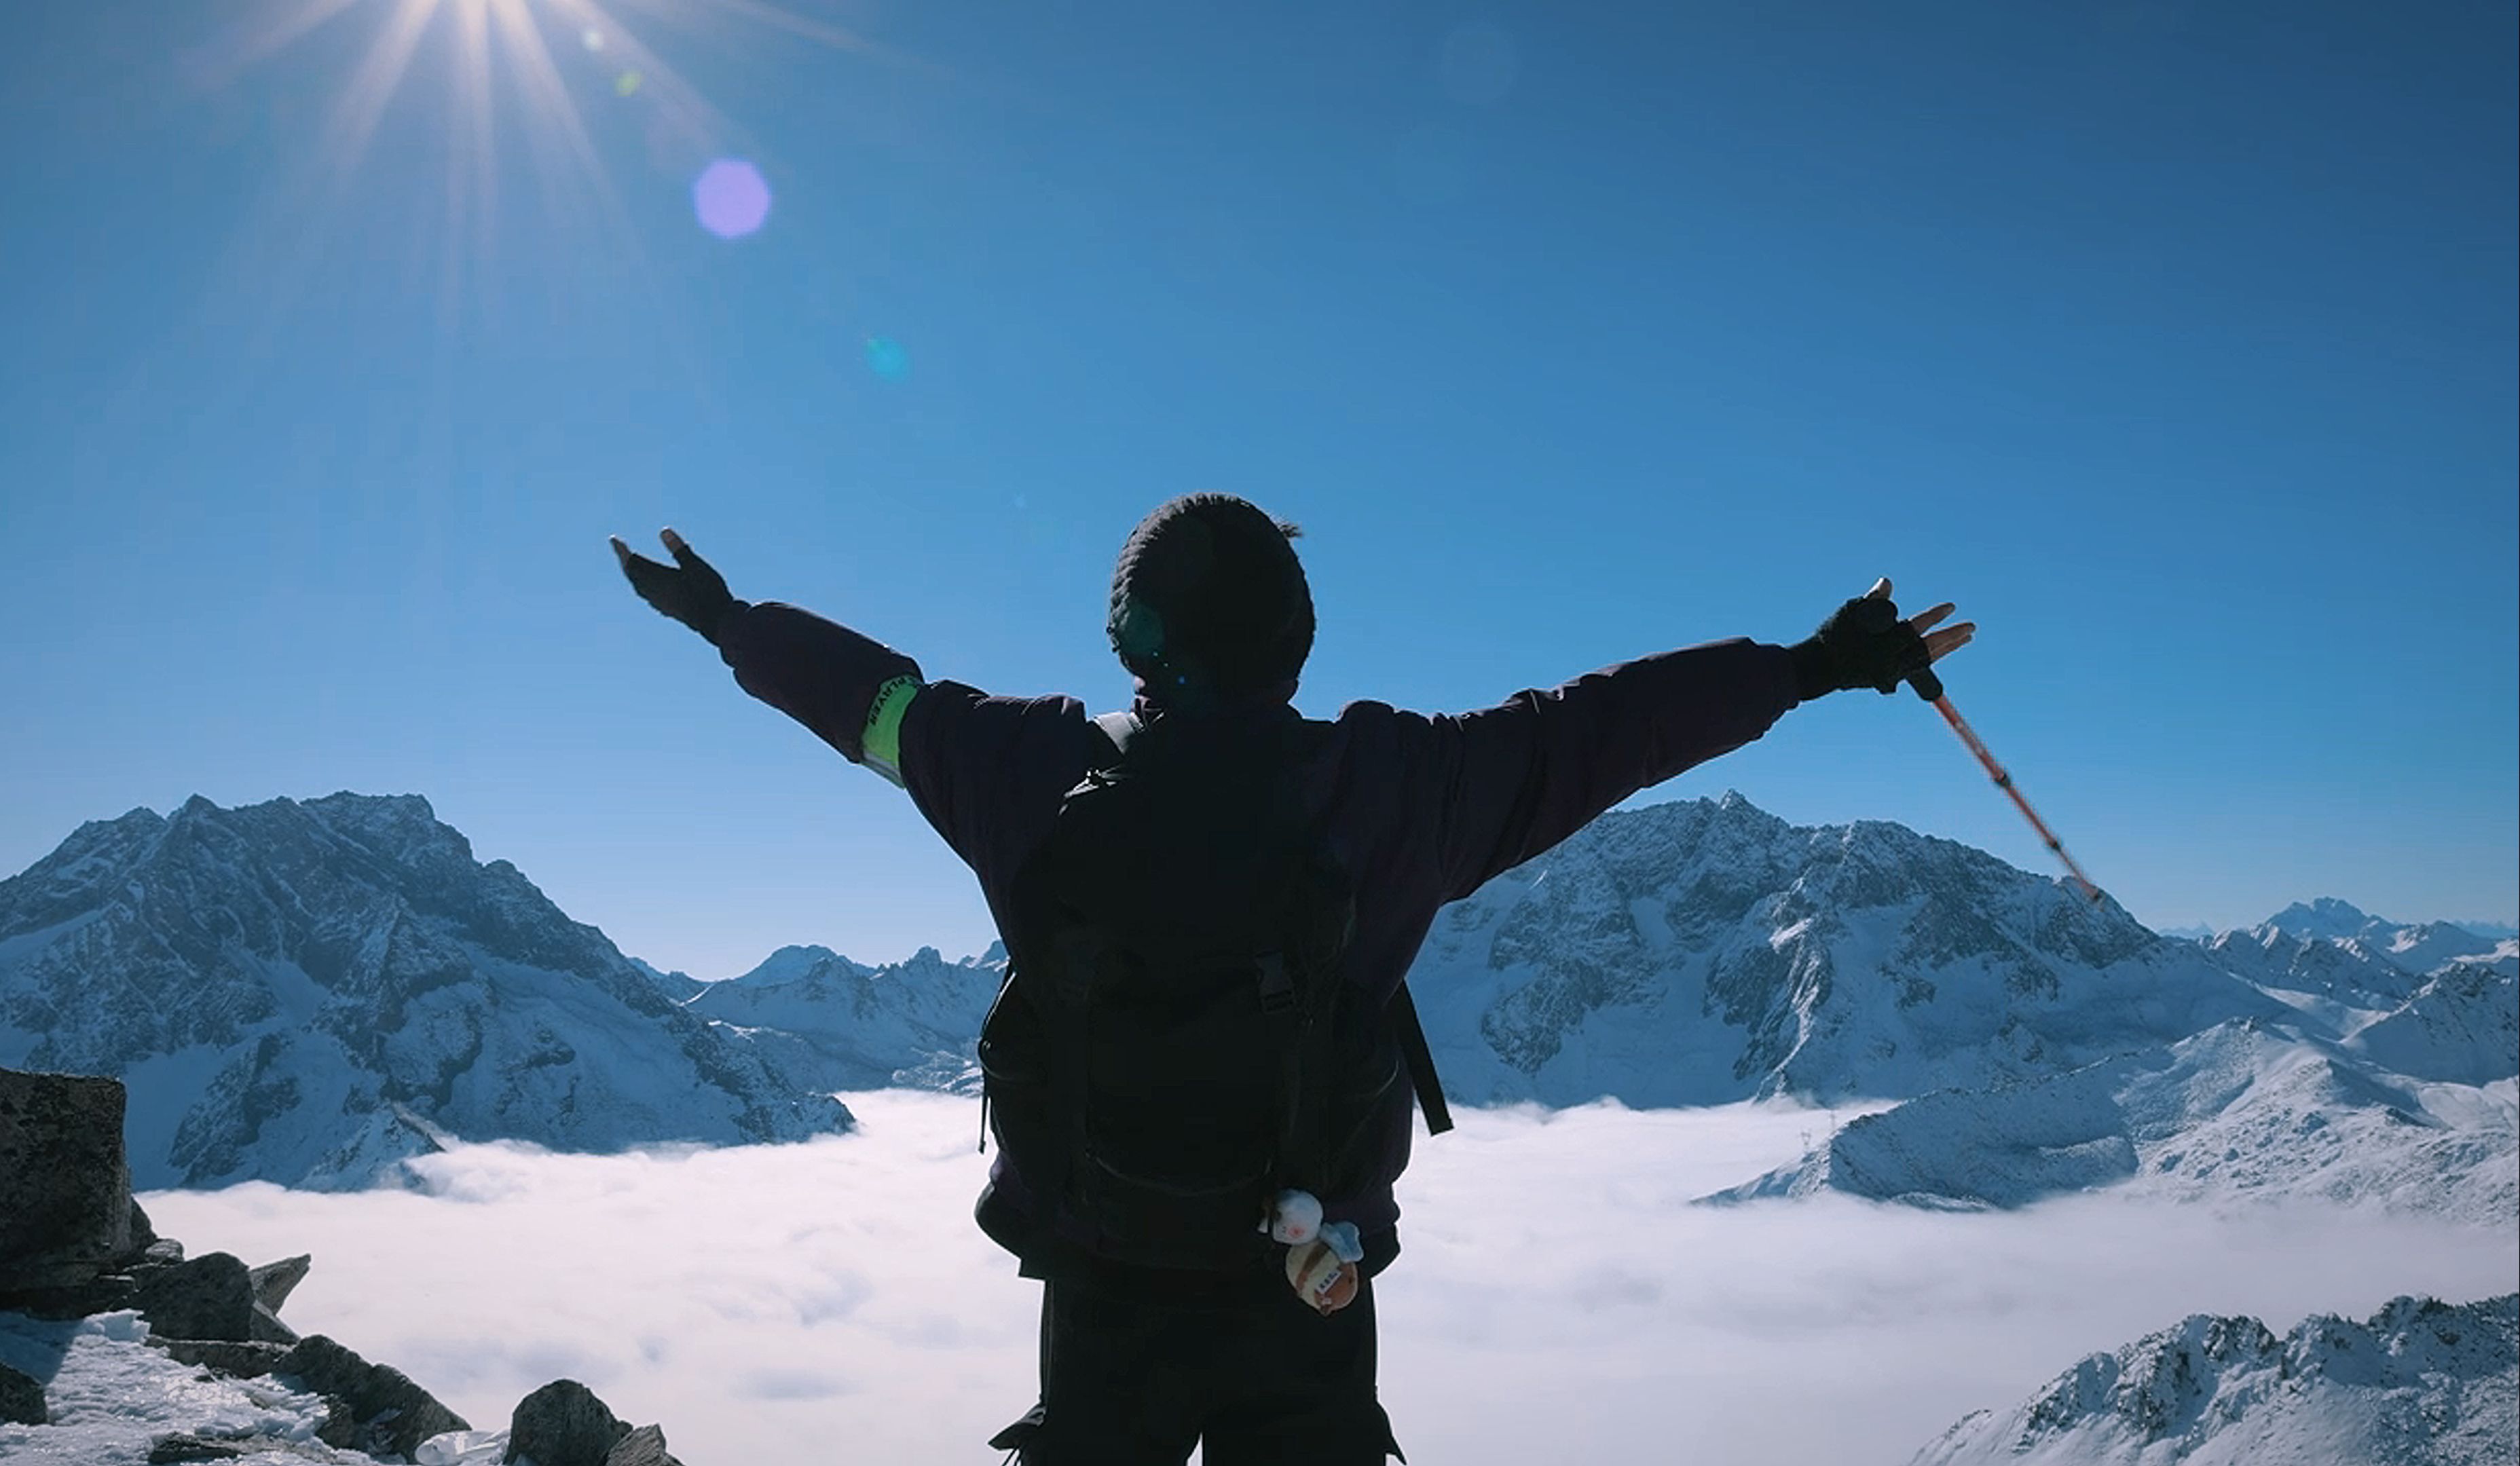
[976,709,1451,1273]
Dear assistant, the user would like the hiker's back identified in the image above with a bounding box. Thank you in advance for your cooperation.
[978,709,1409,1273]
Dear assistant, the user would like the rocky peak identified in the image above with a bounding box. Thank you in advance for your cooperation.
[1,795,850,1188]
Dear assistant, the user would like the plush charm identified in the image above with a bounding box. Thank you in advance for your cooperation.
[1284,1237,1359,1315]
[1264,1188,1323,1245]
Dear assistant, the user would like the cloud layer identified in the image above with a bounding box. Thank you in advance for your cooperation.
[144,1093,2519,1465]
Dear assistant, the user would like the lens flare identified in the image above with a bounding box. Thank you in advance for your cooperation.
[864,337,908,381]
[187,0,910,316]
[693,159,772,238]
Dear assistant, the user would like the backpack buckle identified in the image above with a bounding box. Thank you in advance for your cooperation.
[1256,952,1295,1015]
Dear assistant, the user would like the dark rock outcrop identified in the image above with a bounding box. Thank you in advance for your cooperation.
[129,1196,160,1253]
[508,1378,632,1466]
[0,1068,132,1290]
[0,1359,45,1425]
[134,1252,257,1342]
[604,1423,685,1466]
[1,1271,143,1321]
[3,1065,695,1464]
[276,1334,470,1459]
[250,1300,299,1345]
[248,1254,311,1312]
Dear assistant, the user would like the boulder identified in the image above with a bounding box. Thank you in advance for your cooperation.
[277,1335,470,1460]
[248,1254,312,1313]
[134,1253,257,1342]
[251,1302,299,1345]
[128,1197,160,1256]
[0,1271,143,1320]
[603,1424,684,1466]
[0,1359,45,1426]
[0,1068,132,1291]
[161,1338,291,1378]
[506,1379,630,1466]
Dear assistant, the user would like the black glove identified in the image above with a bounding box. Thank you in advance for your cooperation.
[1790,586,1936,700]
[612,529,742,645]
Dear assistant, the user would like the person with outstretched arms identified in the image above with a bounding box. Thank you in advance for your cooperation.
[612,496,1971,1465]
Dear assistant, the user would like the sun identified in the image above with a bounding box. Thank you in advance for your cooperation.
[193,0,888,259]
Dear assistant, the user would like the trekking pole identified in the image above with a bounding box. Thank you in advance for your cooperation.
[1906,665,2105,905]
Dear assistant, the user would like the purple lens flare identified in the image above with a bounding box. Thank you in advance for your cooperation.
[692,159,771,239]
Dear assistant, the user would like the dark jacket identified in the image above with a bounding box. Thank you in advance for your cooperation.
[718,603,1804,1273]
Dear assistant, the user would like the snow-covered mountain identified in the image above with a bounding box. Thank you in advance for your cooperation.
[1385,797,2515,1220]
[2244,899,2519,984]
[7,786,2507,1216]
[1706,1021,2517,1222]
[1699,893,2518,1218]
[1907,1294,2519,1465]
[702,791,2299,1116]
[1398,793,2291,1108]
[686,943,1001,1093]
[0,794,851,1190]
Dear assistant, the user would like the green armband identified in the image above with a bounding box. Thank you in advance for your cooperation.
[861,674,923,788]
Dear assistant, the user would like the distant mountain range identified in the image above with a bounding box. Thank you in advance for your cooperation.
[1,791,2510,1216]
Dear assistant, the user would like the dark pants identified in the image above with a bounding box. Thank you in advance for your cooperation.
[988,1268,1406,1465]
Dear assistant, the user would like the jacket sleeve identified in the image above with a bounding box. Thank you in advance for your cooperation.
[1414,639,1804,902]
[895,683,1093,893]
[717,603,1091,891]
[716,602,924,764]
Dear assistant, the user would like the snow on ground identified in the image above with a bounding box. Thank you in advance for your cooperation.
[131,1091,2519,1466]
[0,1312,362,1465]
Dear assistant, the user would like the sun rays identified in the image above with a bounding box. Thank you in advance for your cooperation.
[189,0,887,328]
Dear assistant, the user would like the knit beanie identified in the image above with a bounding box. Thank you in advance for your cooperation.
[1107,494,1315,696]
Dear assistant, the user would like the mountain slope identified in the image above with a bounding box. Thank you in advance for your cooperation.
[0,794,849,1188]
[1908,1294,2519,1465]
[687,944,1000,1092]
[1399,793,2290,1108]
[1706,1021,2518,1222]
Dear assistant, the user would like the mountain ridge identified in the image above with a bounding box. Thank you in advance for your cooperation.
[0,793,849,1190]
[1908,1293,2519,1465]
[5,788,2510,1214]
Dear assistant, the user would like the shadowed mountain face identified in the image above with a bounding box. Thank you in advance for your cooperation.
[0,794,849,1189]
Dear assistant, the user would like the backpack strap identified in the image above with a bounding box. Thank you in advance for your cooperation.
[1389,981,1453,1136]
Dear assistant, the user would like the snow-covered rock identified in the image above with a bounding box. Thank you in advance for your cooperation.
[1906,1294,2519,1465]
[0,1311,350,1466]
[0,795,850,1189]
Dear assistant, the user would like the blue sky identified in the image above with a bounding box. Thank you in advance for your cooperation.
[2,0,2512,979]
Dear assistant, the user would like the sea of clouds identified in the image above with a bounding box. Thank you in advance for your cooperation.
[143,1092,2519,1465]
